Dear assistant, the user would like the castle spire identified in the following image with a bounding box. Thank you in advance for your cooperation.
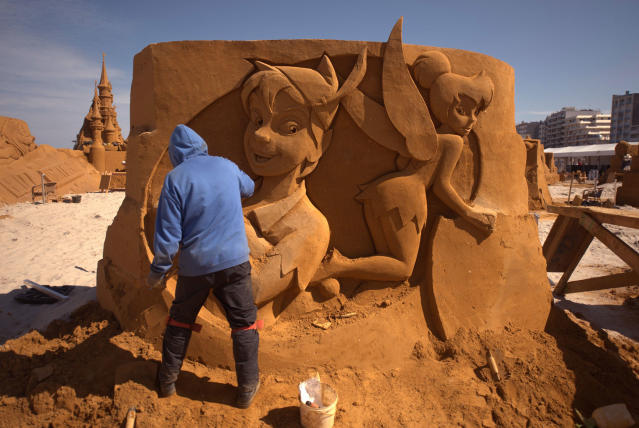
[91,83,102,121]
[98,52,111,91]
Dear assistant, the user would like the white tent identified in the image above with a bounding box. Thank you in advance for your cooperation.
[544,143,617,158]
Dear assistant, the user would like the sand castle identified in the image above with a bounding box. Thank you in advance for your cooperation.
[524,138,553,209]
[75,54,127,173]
[0,56,129,205]
[97,19,552,364]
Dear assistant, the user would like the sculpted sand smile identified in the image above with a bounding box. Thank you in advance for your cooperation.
[253,153,274,163]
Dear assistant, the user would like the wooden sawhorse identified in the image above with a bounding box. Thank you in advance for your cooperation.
[543,205,639,295]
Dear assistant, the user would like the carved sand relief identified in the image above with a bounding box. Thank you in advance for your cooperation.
[99,19,551,360]
[314,19,496,288]
[0,116,37,165]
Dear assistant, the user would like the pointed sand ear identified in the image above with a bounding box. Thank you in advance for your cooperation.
[322,48,368,105]
[254,61,278,72]
[316,55,339,93]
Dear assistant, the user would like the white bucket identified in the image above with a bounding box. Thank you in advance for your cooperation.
[299,381,338,428]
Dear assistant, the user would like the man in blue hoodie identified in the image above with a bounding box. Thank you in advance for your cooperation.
[147,124,259,408]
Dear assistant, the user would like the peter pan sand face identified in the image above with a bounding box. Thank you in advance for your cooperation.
[244,90,320,177]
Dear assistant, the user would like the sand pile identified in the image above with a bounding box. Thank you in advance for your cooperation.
[0,291,637,427]
[0,143,101,205]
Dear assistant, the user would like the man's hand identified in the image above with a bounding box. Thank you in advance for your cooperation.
[146,270,166,290]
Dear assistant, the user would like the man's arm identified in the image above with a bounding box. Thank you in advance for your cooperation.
[151,177,183,275]
[237,166,255,199]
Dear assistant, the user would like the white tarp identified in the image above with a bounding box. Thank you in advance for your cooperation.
[544,143,618,158]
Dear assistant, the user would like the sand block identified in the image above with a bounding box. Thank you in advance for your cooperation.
[524,138,552,210]
[98,20,551,360]
[617,172,639,206]
[425,215,552,339]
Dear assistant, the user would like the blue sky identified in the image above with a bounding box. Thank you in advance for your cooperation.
[1,0,637,148]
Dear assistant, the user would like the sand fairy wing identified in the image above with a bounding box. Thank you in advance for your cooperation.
[341,88,411,158]
[382,17,438,161]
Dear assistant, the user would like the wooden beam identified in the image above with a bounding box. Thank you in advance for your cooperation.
[578,213,639,273]
[563,271,639,294]
[544,216,593,272]
[548,205,639,230]
[553,231,594,295]
[543,215,572,263]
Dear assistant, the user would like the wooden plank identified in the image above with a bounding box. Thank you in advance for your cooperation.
[23,279,69,301]
[589,210,639,230]
[99,173,112,193]
[548,204,639,230]
[553,231,594,295]
[563,271,639,294]
[579,213,639,273]
[545,217,594,272]
[543,215,572,264]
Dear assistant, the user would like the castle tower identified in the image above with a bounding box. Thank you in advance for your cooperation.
[75,54,126,152]
[89,86,106,171]
[103,111,116,148]
[98,53,114,117]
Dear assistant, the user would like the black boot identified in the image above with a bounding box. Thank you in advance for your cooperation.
[157,325,192,397]
[232,329,259,408]
[236,379,260,409]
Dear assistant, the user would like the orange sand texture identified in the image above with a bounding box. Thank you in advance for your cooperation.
[0,34,638,424]
[0,187,638,426]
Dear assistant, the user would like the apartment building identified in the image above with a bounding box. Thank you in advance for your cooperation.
[516,121,542,139]
[564,112,610,146]
[610,91,639,143]
[539,107,610,148]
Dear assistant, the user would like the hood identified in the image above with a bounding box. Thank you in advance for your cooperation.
[169,124,208,166]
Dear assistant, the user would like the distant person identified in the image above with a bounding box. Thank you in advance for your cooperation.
[147,124,260,408]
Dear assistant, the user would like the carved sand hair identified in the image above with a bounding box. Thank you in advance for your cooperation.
[241,50,367,148]
[413,51,494,126]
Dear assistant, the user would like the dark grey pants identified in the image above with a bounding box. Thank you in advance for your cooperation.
[158,261,259,387]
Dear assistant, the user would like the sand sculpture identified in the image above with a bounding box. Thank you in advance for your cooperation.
[543,152,559,184]
[0,116,37,166]
[97,19,551,363]
[75,54,127,173]
[0,116,102,205]
[606,141,634,183]
[0,144,101,205]
[615,141,639,206]
[524,138,552,209]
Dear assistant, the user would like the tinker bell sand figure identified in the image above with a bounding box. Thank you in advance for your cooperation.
[240,50,366,316]
[314,19,496,283]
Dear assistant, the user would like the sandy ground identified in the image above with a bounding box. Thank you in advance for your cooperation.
[0,192,124,343]
[0,187,638,426]
[547,180,621,204]
[540,181,639,342]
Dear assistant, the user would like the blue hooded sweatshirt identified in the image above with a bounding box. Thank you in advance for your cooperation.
[150,125,254,276]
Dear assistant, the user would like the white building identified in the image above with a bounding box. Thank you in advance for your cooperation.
[540,107,610,148]
[563,112,610,146]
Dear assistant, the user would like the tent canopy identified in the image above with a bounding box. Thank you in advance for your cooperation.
[544,143,617,158]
